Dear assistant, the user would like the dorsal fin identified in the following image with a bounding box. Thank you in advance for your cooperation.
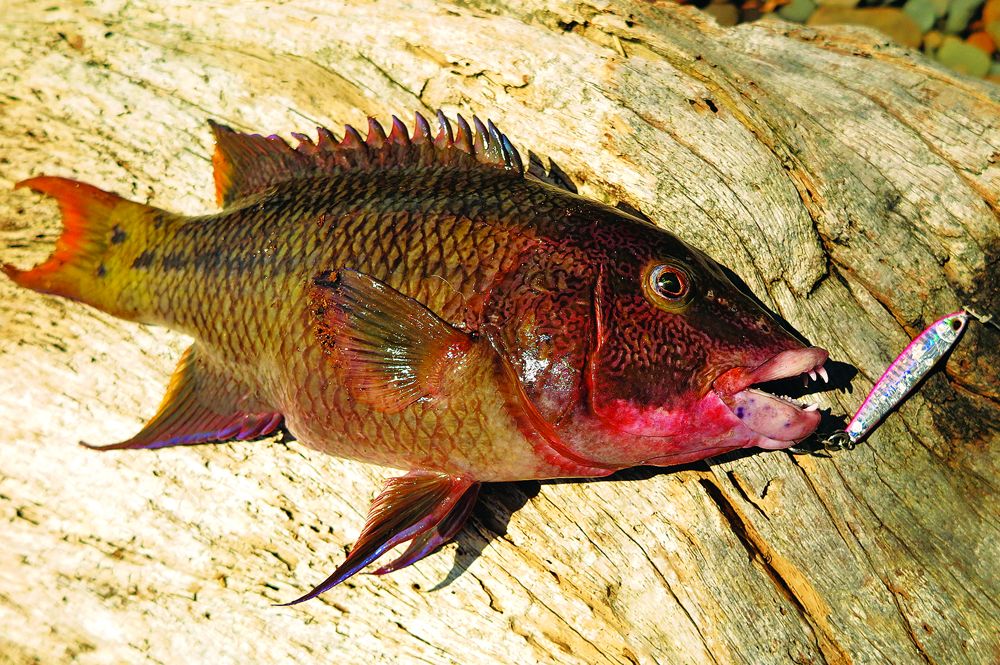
[210,121,312,207]
[209,111,525,207]
[526,151,578,193]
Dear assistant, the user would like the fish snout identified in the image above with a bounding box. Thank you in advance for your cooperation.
[712,347,830,445]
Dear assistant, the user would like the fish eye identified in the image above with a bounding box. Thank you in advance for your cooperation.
[950,318,963,331]
[649,264,689,300]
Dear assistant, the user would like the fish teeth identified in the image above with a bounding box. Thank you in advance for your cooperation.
[775,393,814,409]
[817,366,829,383]
[808,370,818,382]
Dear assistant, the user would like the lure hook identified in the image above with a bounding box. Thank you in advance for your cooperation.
[820,430,854,452]
[787,430,855,457]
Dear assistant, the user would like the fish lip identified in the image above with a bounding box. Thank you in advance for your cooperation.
[711,347,829,443]
[712,347,829,397]
[728,388,824,442]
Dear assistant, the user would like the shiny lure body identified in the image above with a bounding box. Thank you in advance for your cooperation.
[844,310,969,443]
[4,111,831,603]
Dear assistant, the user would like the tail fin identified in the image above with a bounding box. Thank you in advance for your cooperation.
[3,176,162,319]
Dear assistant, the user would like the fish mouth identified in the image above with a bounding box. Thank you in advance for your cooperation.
[712,347,830,446]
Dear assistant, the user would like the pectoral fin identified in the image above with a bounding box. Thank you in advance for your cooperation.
[83,345,282,450]
[309,269,472,413]
[280,472,476,605]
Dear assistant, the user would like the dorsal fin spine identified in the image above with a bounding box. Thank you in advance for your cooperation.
[366,118,387,148]
[209,111,528,207]
[317,126,337,148]
[454,114,473,155]
[434,110,453,149]
[472,117,488,156]
[341,125,365,150]
[413,112,432,142]
[502,134,522,172]
[389,116,410,144]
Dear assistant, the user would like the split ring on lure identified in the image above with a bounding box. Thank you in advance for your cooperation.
[818,306,995,452]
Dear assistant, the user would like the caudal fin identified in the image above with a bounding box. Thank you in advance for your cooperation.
[3,176,162,319]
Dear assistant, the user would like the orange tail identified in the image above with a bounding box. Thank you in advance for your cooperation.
[4,176,162,319]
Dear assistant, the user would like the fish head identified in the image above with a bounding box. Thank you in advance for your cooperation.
[581,220,829,467]
[491,207,829,472]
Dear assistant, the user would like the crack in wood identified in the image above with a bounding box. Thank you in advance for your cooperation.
[822,462,946,665]
[699,476,851,665]
[591,500,725,664]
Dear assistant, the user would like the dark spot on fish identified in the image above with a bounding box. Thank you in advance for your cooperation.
[96,264,106,277]
[703,98,718,113]
[735,407,745,418]
[161,253,188,270]
[110,225,126,244]
[131,250,155,269]
[313,271,339,289]
[194,251,223,271]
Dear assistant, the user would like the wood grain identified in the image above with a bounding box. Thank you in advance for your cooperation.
[1,1,997,663]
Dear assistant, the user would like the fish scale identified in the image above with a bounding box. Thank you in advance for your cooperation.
[197,171,540,474]
[4,111,832,602]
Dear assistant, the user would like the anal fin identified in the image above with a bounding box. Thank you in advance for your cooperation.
[84,345,282,450]
[281,473,477,605]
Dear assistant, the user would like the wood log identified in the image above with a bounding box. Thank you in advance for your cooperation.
[1,0,997,662]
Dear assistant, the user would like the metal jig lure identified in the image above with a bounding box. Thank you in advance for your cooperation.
[819,307,994,452]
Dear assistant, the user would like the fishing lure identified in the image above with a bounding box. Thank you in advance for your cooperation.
[823,307,992,450]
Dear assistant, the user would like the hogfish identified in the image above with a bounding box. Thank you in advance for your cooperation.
[4,112,830,603]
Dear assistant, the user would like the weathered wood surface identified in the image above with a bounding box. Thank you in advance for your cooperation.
[1,0,997,663]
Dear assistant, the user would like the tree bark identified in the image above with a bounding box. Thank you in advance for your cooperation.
[1,1,997,663]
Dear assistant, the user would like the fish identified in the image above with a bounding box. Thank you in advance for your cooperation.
[3,111,830,603]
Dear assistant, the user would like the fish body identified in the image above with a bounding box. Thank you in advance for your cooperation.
[4,112,829,601]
